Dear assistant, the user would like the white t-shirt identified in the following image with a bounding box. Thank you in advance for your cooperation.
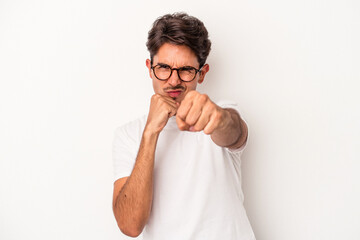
[113,101,255,240]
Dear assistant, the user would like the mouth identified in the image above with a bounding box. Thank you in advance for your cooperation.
[166,90,183,98]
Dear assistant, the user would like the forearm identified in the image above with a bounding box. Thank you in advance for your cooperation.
[113,130,159,237]
[211,108,248,149]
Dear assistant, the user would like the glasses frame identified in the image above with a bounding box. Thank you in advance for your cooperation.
[151,64,203,82]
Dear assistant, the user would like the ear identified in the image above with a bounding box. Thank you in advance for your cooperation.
[197,64,209,84]
[146,59,152,78]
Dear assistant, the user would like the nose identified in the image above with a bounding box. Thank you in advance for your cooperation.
[167,69,182,86]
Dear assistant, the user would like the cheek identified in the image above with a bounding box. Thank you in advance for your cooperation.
[186,82,198,91]
[152,79,164,93]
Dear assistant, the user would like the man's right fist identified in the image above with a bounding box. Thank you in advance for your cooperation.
[145,94,179,134]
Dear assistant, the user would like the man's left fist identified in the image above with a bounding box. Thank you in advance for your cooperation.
[176,91,231,135]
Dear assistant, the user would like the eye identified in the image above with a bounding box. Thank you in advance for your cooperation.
[158,64,170,69]
[180,67,196,73]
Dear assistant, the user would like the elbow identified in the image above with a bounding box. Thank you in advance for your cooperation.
[117,221,144,238]
[112,200,149,237]
[121,228,142,238]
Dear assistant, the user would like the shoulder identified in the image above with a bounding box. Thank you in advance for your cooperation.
[114,115,147,141]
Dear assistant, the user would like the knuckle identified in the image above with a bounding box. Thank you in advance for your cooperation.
[214,108,221,116]
[211,104,219,113]
[214,111,222,120]
[152,94,160,100]
[203,103,212,113]
[198,94,208,103]
[187,90,197,98]
[202,93,209,100]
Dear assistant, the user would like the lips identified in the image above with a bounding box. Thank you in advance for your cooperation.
[167,91,182,98]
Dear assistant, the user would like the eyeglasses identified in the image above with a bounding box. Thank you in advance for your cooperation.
[151,63,202,82]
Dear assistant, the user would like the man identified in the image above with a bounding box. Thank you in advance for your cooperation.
[112,13,255,240]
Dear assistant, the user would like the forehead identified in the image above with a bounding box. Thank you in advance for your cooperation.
[153,43,199,67]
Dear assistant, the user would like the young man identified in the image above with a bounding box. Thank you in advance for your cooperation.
[112,13,255,240]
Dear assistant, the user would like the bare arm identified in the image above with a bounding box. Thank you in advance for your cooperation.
[112,94,178,237]
[112,131,158,237]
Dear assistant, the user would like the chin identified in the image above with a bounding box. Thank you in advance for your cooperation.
[175,95,185,103]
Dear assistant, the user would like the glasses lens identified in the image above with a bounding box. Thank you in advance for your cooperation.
[154,65,171,80]
[179,67,197,82]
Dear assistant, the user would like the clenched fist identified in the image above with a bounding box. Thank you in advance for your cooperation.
[145,94,179,134]
[176,91,232,135]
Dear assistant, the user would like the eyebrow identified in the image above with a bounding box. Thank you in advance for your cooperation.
[157,62,170,67]
[156,62,196,69]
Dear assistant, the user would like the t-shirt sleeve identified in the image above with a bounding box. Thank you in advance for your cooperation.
[217,100,249,155]
[112,125,139,182]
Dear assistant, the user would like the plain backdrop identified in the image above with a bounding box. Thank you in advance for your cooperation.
[1,0,359,239]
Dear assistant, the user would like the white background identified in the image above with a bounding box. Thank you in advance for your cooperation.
[1,0,359,239]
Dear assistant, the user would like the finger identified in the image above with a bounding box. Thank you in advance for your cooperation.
[160,95,178,107]
[177,97,193,121]
[163,100,178,118]
[191,110,210,132]
[156,96,178,113]
[152,95,178,118]
[161,94,178,102]
[168,106,178,118]
[184,100,203,126]
[164,100,178,111]
[203,113,220,135]
[176,115,190,130]
[168,103,179,118]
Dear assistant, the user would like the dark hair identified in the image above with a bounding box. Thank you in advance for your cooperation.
[146,12,211,67]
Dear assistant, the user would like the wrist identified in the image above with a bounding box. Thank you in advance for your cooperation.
[211,108,239,142]
[143,125,161,139]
